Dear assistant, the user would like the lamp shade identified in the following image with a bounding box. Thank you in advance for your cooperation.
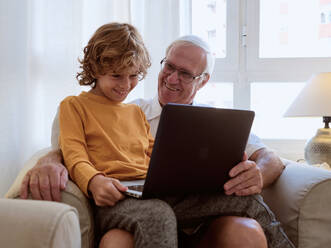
[284,72,331,117]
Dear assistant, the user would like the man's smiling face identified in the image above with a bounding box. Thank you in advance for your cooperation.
[157,42,209,106]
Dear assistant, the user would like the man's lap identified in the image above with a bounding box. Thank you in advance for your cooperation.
[93,193,292,247]
[93,192,266,237]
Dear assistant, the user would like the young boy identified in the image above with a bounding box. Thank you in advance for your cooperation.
[59,22,154,247]
[59,23,294,248]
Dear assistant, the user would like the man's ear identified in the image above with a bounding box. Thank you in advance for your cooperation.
[197,73,210,90]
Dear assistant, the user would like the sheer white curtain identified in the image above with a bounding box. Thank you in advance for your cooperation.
[0,0,181,196]
[131,0,182,98]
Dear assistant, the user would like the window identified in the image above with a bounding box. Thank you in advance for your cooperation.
[195,82,233,108]
[191,0,227,58]
[259,0,331,58]
[251,83,321,139]
[188,0,331,140]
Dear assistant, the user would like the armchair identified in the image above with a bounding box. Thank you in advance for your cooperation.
[5,148,331,248]
[0,198,81,248]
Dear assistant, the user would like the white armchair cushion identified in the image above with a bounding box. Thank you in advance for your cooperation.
[5,148,94,248]
[6,149,331,248]
[262,159,331,248]
[5,147,52,199]
[0,198,81,248]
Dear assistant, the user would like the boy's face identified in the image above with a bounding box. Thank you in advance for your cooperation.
[92,67,140,103]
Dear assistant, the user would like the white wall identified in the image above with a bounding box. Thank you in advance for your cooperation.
[262,139,306,162]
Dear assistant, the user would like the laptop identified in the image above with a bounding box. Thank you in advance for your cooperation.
[124,103,255,199]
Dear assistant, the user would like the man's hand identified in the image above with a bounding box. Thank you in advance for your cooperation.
[88,175,128,207]
[223,152,263,196]
[20,150,68,202]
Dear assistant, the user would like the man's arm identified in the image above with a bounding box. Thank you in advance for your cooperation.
[20,149,68,202]
[250,148,285,188]
[224,148,284,196]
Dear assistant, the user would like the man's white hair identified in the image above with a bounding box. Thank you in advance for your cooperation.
[166,35,215,75]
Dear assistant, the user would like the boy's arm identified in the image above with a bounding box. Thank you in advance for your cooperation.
[60,98,128,205]
[20,149,68,202]
[88,174,127,206]
[59,97,102,196]
[59,97,127,206]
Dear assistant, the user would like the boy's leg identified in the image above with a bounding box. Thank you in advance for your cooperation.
[94,198,177,248]
[166,193,294,248]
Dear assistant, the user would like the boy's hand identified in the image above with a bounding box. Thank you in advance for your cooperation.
[88,174,128,207]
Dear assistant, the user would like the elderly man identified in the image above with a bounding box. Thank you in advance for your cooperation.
[21,35,292,248]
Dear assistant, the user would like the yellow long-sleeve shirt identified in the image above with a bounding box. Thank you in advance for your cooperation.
[59,91,154,196]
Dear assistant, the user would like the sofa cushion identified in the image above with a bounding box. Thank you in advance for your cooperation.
[5,147,94,248]
[262,160,331,248]
[0,198,81,248]
[7,148,331,248]
[61,180,95,248]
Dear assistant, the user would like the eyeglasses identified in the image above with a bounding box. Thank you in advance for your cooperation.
[160,58,205,84]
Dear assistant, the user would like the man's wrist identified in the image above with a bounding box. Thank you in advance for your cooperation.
[37,149,63,167]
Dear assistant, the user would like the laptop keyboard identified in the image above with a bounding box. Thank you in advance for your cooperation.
[128,184,144,192]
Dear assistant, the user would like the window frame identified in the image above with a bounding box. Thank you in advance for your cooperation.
[188,0,331,109]
[187,0,331,144]
[246,0,331,83]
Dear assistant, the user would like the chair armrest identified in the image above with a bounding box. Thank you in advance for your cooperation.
[261,159,331,248]
[0,198,80,248]
[5,148,94,248]
[61,180,95,248]
[5,147,52,199]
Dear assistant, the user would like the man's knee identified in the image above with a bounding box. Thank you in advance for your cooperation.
[202,216,268,248]
[99,228,134,248]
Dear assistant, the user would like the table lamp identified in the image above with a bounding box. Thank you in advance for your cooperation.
[284,72,331,165]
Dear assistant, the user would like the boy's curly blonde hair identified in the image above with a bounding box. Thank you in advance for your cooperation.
[76,23,151,86]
